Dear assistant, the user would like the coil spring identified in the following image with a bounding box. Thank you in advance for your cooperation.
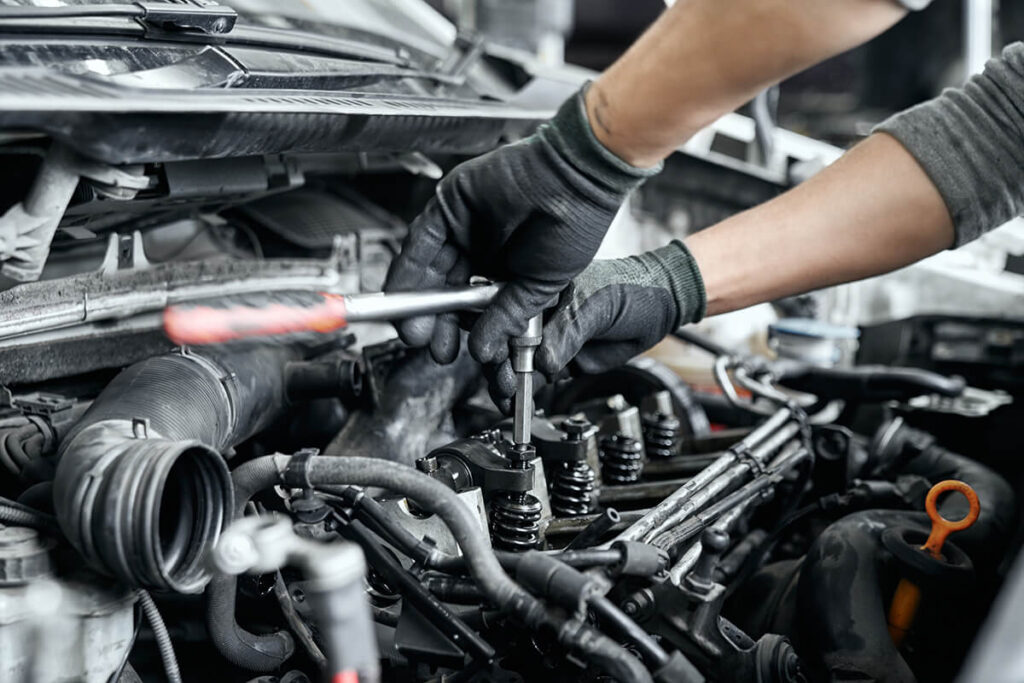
[643,411,682,459]
[550,461,596,517]
[491,491,542,551]
[599,433,644,484]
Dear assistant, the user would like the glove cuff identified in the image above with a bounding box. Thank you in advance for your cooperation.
[539,85,662,196]
[639,240,707,326]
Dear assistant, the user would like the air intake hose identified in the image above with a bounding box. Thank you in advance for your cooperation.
[54,346,296,593]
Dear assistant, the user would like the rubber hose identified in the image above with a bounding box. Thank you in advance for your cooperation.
[55,345,297,593]
[207,456,296,672]
[138,590,182,683]
[796,510,917,683]
[903,442,1015,568]
[592,595,671,669]
[557,618,654,683]
[211,456,651,682]
[304,456,651,683]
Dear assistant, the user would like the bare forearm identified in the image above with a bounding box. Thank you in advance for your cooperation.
[587,0,908,167]
[686,133,954,315]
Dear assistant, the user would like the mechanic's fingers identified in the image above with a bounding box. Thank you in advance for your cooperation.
[469,282,560,365]
[484,363,545,415]
[536,290,605,378]
[384,198,449,294]
[484,360,517,412]
[392,242,461,347]
[572,340,646,376]
[427,253,472,364]
[430,313,461,364]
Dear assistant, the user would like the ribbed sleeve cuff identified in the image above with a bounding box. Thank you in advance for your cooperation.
[648,240,707,326]
[539,86,662,196]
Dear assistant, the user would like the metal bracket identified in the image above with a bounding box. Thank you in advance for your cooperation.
[135,1,237,35]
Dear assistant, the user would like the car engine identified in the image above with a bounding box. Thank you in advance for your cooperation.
[0,2,1022,682]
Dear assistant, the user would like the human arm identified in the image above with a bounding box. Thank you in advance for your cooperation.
[534,42,1024,383]
[385,0,923,371]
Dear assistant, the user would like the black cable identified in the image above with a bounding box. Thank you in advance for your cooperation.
[673,328,733,358]
[591,595,671,669]
[336,515,496,662]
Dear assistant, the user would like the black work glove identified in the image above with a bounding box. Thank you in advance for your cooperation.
[487,241,707,406]
[384,86,661,367]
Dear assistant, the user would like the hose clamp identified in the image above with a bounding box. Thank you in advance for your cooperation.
[284,448,319,489]
[733,443,765,477]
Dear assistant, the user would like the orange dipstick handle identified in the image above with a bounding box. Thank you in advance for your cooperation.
[887,480,980,647]
[163,292,348,345]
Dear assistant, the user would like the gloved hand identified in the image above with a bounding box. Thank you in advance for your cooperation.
[486,241,707,406]
[384,86,661,367]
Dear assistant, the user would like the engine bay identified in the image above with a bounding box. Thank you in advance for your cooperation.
[1,2,1023,682]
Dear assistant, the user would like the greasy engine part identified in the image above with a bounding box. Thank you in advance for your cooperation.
[549,358,712,438]
[211,454,661,681]
[326,345,483,467]
[53,343,299,593]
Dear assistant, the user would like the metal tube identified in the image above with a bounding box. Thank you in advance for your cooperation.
[642,454,724,478]
[343,283,501,322]
[612,407,794,544]
[964,0,993,79]
[643,422,802,542]
[655,443,809,552]
[668,503,747,585]
[599,479,693,506]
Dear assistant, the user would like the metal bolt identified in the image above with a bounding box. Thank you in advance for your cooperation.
[417,456,439,474]
[507,442,535,470]
[562,417,590,440]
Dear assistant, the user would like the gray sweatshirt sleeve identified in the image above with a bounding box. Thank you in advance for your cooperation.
[876,42,1024,247]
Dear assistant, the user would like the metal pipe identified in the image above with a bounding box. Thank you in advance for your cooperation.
[642,454,723,478]
[612,407,794,544]
[655,443,810,552]
[964,0,993,79]
[668,504,747,585]
[680,428,752,454]
[599,479,694,506]
[643,422,802,542]
[343,284,500,323]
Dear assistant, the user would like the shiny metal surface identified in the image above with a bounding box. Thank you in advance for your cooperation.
[343,283,501,322]
[510,315,543,446]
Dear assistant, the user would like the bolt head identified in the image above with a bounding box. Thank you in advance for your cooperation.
[562,417,591,438]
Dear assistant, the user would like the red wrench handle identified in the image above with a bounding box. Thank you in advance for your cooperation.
[163,291,348,345]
